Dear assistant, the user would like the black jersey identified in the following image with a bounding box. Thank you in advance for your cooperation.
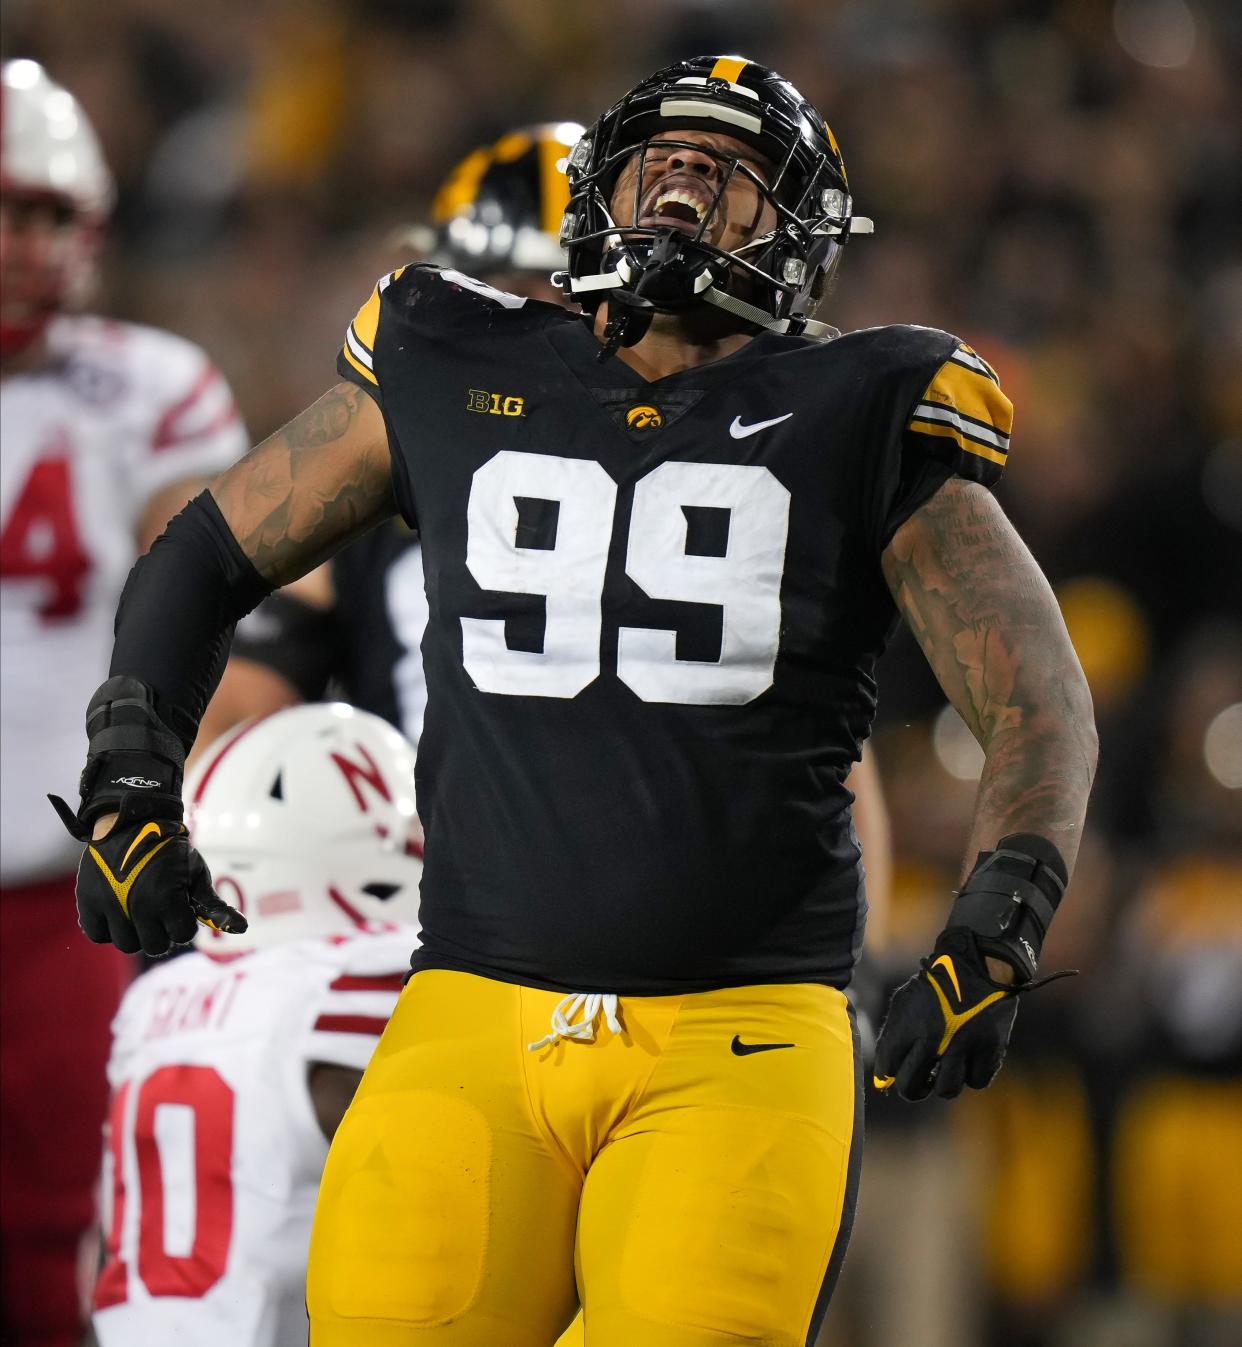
[337,264,1012,995]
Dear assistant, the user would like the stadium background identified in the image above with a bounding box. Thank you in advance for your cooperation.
[2,1,1239,1344]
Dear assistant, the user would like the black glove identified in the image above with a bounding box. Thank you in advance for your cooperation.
[872,928,1019,1100]
[873,833,1073,1102]
[69,817,243,956]
[49,676,246,957]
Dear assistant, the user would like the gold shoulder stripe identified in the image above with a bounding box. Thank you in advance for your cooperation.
[912,356,1013,438]
[709,56,748,83]
[908,418,1008,466]
[349,284,383,354]
[954,342,1000,385]
[340,342,378,386]
[340,273,395,388]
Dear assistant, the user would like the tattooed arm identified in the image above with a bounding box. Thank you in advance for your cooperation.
[211,382,395,585]
[881,478,1098,876]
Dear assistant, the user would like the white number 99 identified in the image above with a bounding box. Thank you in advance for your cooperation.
[461,451,790,705]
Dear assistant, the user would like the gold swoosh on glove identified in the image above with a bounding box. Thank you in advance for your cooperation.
[120,821,164,872]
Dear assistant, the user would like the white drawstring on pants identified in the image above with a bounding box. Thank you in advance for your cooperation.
[527,992,623,1052]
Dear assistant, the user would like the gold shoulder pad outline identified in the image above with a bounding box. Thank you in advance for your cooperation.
[340,267,406,387]
[907,343,1012,469]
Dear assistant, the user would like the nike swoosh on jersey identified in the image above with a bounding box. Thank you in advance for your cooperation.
[729,412,793,438]
[730,1034,796,1055]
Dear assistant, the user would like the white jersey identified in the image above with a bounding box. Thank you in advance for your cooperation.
[92,927,416,1347]
[0,315,246,884]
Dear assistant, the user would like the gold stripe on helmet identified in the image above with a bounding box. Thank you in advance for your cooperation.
[431,144,492,225]
[491,130,533,164]
[709,56,748,84]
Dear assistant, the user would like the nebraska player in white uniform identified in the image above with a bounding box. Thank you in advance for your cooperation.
[0,62,246,887]
[0,60,246,1347]
[93,704,422,1347]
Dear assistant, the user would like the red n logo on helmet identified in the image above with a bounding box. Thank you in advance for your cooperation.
[329,744,392,812]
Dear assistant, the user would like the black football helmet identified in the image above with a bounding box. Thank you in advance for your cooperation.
[558,55,872,348]
[398,122,584,280]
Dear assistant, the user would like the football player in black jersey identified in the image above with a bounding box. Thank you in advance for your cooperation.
[54,56,1096,1345]
[200,116,892,907]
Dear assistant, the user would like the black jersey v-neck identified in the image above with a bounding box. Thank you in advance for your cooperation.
[543,315,797,393]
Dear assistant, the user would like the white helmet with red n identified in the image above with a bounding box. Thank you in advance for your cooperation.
[185,703,423,953]
[1,59,114,356]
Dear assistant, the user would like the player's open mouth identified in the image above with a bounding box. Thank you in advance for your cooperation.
[639,180,716,238]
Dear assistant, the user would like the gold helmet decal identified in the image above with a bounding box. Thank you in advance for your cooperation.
[708,55,749,83]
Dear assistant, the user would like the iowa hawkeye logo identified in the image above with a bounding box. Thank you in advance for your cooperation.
[467,388,525,417]
[625,404,663,431]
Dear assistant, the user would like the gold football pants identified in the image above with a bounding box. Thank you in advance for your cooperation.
[308,971,861,1346]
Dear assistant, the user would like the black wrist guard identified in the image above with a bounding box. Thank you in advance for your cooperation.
[49,676,185,840]
[945,832,1068,983]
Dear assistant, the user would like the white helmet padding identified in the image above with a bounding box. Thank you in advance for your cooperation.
[185,704,422,953]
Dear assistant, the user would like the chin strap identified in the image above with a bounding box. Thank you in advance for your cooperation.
[598,301,654,359]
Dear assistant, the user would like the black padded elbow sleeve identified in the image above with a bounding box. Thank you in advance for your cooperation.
[110,492,274,752]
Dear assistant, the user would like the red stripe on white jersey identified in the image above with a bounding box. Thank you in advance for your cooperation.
[313,1013,390,1036]
[151,363,239,452]
[329,974,407,994]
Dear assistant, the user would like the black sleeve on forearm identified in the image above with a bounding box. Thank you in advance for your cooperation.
[110,492,274,752]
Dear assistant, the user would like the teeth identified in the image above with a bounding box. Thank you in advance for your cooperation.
[653,190,707,222]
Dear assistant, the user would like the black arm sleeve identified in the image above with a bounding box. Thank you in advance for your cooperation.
[110,492,274,753]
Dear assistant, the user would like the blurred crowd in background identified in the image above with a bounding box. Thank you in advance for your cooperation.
[2,0,1239,1344]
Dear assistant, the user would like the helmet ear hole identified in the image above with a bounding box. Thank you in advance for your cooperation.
[269,772,284,800]
[360,882,402,902]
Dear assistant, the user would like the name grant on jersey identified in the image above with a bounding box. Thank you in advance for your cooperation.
[142,969,248,1040]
